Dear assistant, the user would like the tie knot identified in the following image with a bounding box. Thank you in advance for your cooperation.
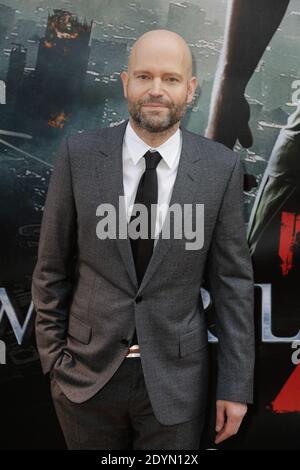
[144,150,162,170]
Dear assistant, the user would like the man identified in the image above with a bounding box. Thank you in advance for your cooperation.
[32,30,254,450]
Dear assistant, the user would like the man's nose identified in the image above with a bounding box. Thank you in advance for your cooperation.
[148,78,163,96]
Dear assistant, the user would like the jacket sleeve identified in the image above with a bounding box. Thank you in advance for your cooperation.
[31,138,77,374]
[206,154,255,403]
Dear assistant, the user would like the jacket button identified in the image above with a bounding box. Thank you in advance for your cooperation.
[121,339,129,345]
[135,295,143,304]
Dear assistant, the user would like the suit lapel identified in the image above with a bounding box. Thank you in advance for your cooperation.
[95,120,138,288]
[137,127,209,293]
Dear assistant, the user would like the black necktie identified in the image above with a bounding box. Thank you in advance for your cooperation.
[128,150,162,347]
[129,150,162,286]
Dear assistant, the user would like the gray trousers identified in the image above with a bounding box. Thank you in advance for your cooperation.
[50,357,204,450]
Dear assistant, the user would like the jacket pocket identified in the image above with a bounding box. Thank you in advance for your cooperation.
[68,314,92,344]
[179,327,207,357]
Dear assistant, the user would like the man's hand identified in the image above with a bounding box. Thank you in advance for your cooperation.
[215,400,247,444]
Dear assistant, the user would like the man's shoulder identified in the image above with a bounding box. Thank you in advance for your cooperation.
[182,127,239,168]
[66,120,127,150]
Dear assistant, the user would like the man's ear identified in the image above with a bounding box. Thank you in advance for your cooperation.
[120,71,128,99]
[187,76,198,104]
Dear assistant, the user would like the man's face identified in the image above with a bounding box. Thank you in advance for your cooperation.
[121,41,197,133]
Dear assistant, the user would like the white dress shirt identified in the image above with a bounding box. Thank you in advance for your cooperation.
[122,121,182,246]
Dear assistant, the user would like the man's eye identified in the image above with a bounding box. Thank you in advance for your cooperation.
[166,77,179,82]
[137,75,149,79]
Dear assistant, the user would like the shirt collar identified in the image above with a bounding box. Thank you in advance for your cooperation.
[124,120,181,169]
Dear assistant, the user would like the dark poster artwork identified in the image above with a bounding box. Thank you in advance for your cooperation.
[0,0,299,449]
[205,0,300,450]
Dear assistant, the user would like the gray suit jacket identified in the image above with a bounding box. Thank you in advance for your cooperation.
[32,120,254,426]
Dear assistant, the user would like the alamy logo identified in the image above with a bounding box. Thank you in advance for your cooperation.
[0,80,6,104]
[96,197,205,251]
[0,340,6,364]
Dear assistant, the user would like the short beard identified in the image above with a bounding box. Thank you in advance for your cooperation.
[128,99,187,133]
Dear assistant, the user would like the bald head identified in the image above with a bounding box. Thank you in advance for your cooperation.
[128,30,193,79]
[120,29,197,137]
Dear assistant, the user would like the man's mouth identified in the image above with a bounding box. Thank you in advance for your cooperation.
[142,104,169,108]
